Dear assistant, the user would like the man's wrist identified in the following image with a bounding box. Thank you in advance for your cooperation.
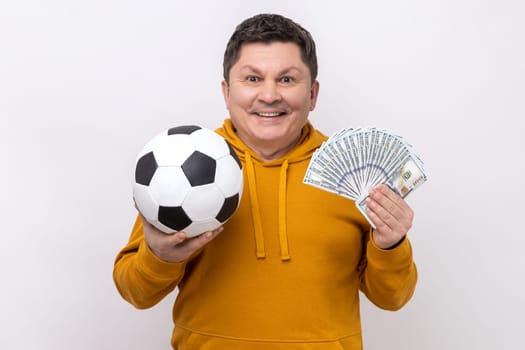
[383,236,406,250]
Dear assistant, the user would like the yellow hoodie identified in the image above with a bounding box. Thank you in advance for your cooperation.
[113,119,417,349]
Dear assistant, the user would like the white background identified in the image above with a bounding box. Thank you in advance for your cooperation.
[2,0,524,349]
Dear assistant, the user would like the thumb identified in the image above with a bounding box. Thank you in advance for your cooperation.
[169,231,188,245]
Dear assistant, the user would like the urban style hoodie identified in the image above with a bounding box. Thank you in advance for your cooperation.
[113,119,417,349]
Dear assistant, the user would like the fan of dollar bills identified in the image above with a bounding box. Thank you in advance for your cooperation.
[303,127,428,226]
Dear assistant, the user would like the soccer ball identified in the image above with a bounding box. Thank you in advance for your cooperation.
[132,125,243,237]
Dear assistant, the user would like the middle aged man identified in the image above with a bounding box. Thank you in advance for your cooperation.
[114,13,417,349]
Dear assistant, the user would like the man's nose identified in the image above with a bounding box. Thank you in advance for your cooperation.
[257,80,282,104]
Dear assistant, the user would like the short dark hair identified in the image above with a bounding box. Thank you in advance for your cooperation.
[223,13,318,84]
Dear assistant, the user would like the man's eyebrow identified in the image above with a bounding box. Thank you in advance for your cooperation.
[279,67,302,75]
[239,65,303,75]
[238,65,263,74]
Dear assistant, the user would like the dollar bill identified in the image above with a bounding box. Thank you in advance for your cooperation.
[303,127,428,227]
[355,155,427,227]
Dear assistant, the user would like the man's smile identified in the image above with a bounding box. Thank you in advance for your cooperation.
[254,112,286,118]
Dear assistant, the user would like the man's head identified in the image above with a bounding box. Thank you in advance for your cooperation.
[223,14,318,84]
[221,14,320,161]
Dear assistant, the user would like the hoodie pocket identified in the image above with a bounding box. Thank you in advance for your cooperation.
[172,327,362,349]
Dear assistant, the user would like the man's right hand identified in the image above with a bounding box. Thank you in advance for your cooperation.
[140,215,223,263]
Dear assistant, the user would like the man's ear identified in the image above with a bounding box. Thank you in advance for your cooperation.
[310,80,320,111]
[221,80,230,104]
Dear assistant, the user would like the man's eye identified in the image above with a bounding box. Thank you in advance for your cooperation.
[280,76,293,83]
[247,76,259,82]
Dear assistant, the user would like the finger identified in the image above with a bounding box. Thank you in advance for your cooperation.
[368,189,412,232]
[371,185,399,209]
[169,231,188,245]
[370,185,414,225]
[366,196,396,232]
[373,184,412,213]
[365,204,384,229]
[376,185,414,227]
[367,192,413,237]
[178,226,224,251]
[366,197,412,248]
[200,226,224,243]
[368,188,400,220]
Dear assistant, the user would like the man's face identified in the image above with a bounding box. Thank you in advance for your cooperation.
[222,41,319,160]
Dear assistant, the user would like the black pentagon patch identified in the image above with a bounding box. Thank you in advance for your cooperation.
[182,151,216,186]
[158,206,192,231]
[226,141,242,169]
[167,125,201,135]
[216,193,239,222]
[135,151,158,186]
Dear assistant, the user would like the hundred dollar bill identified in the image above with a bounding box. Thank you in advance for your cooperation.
[356,156,427,227]
[304,127,428,227]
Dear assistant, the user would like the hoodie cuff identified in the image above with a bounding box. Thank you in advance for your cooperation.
[136,240,186,280]
[367,231,413,270]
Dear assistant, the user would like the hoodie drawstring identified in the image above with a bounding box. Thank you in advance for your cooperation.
[245,152,266,258]
[215,119,325,261]
[245,153,291,261]
[278,160,290,260]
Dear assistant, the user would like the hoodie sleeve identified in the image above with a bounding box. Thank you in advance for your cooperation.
[113,215,187,309]
[358,230,418,310]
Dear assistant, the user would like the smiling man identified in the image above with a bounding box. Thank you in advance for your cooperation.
[221,40,319,161]
[114,13,418,349]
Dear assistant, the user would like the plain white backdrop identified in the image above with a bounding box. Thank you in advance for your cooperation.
[2,0,524,349]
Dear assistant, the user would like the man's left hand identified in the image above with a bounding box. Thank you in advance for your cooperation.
[365,184,414,249]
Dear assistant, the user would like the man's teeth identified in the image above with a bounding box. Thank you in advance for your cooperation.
[257,112,282,117]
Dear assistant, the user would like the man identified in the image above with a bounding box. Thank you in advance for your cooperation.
[114,13,417,349]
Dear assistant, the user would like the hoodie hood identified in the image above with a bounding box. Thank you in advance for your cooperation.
[215,119,325,166]
[215,119,327,260]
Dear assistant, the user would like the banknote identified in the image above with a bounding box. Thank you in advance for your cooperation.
[355,155,427,227]
[303,127,428,227]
